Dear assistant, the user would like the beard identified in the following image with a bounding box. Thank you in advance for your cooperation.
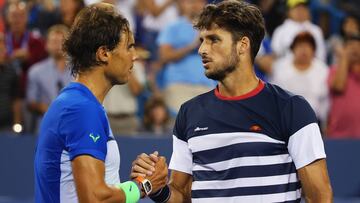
[205,46,239,81]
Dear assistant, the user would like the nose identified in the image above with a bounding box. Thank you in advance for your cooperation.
[198,42,207,57]
[132,49,138,61]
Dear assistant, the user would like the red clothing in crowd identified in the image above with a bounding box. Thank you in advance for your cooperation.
[5,31,47,97]
[327,66,360,138]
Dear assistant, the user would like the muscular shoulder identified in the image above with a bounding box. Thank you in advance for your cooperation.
[265,83,318,138]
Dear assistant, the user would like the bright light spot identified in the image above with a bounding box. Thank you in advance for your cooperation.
[13,124,23,133]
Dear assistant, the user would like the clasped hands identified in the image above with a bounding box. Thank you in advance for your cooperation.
[130,151,168,197]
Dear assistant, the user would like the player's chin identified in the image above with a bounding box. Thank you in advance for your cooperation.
[111,75,129,86]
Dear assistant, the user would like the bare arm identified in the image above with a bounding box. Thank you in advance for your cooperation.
[254,54,275,74]
[12,98,22,124]
[28,102,48,115]
[167,170,192,203]
[127,73,144,96]
[330,47,350,93]
[298,159,333,203]
[141,0,174,17]
[159,43,198,64]
[72,155,126,203]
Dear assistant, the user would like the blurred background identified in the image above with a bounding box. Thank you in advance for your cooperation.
[0,0,360,202]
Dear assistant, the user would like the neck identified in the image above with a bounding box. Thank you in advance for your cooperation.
[293,59,311,71]
[218,61,259,97]
[11,31,24,39]
[54,57,66,72]
[75,67,112,104]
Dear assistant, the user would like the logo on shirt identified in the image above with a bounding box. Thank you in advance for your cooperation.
[194,127,208,132]
[89,133,101,143]
[250,125,262,132]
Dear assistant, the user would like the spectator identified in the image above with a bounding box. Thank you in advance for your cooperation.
[142,96,172,135]
[103,61,145,135]
[0,33,22,133]
[137,0,178,60]
[28,0,61,35]
[271,32,329,129]
[4,1,47,98]
[327,14,359,65]
[327,34,360,138]
[85,0,137,33]
[26,24,72,131]
[0,0,6,33]
[59,0,85,28]
[271,0,326,61]
[156,0,214,113]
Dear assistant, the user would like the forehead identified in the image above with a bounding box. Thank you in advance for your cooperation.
[120,30,134,43]
[8,3,27,14]
[116,30,134,48]
[199,26,232,39]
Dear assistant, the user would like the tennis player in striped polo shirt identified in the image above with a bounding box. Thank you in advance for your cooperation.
[131,1,333,203]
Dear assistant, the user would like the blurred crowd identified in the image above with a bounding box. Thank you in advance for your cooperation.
[0,0,359,138]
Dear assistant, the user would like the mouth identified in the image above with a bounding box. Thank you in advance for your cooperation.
[202,58,212,68]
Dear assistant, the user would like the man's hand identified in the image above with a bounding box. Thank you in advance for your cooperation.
[131,151,168,194]
[11,48,29,61]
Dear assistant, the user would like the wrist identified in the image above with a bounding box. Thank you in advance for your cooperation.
[133,178,146,198]
[134,176,153,196]
[115,181,141,203]
[148,185,171,203]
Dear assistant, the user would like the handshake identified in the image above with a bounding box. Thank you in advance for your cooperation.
[130,151,169,198]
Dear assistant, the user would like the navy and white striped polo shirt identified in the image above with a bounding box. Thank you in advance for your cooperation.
[169,81,326,203]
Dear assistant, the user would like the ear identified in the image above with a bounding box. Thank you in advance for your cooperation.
[236,36,250,56]
[96,46,110,63]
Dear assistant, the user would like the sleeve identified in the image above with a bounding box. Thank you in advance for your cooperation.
[26,66,39,102]
[169,106,193,175]
[59,102,108,162]
[271,27,284,57]
[156,25,174,46]
[282,96,326,169]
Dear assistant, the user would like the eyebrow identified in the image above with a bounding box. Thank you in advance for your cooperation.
[207,34,221,40]
[200,33,221,41]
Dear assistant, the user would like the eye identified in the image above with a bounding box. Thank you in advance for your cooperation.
[209,36,220,43]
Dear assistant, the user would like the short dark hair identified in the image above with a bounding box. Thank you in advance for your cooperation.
[290,31,316,51]
[194,0,265,63]
[63,3,130,76]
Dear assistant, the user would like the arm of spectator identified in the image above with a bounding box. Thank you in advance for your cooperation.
[28,102,48,115]
[12,98,22,125]
[127,73,144,96]
[128,61,146,96]
[329,46,350,93]
[255,54,275,74]
[159,41,198,64]
[11,48,29,61]
[298,159,333,203]
[141,0,174,17]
